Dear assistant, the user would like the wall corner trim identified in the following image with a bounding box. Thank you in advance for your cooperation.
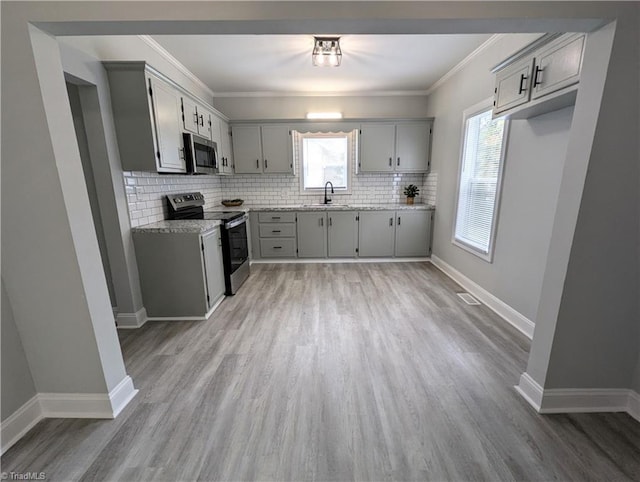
[429,255,535,339]
[0,396,43,456]
[116,307,148,329]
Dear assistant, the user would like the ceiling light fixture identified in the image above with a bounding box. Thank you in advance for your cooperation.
[306,112,343,120]
[312,37,342,67]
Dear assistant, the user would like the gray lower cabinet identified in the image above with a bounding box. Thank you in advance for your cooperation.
[256,211,297,258]
[394,211,432,257]
[132,227,225,318]
[328,211,358,257]
[297,212,327,258]
[358,211,396,257]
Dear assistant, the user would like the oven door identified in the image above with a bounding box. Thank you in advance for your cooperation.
[223,215,250,294]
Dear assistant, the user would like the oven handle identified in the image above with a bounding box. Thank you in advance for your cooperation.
[224,214,248,230]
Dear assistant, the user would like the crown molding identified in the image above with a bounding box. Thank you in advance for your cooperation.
[424,34,505,96]
[137,35,215,99]
[213,89,430,98]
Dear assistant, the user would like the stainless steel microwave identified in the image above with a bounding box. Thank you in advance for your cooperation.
[183,133,217,175]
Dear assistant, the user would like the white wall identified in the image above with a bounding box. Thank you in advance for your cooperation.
[1,280,36,421]
[425,33,571,322]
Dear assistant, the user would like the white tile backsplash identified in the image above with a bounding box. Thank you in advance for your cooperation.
[123,167,437,227]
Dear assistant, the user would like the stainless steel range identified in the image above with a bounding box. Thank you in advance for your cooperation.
[167,193,250,295]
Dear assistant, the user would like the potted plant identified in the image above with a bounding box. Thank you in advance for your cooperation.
[403,184,420,204]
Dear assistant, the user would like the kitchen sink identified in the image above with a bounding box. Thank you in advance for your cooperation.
[302,203,351,208]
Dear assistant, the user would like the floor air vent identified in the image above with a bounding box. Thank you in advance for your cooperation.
[457,292,481,305]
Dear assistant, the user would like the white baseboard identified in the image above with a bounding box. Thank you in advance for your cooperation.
[1,377,138,455]
[628,390,640,423]
[515,372,543,411]
[108,376,139,417]
[516,371,640,422]
[146,294,224,322]
[430,255,535,339]
[116,307,148,329]
[250,257,430,265]
[0,395,43,455]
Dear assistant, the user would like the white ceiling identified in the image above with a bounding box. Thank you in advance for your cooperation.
[150,34,493,96]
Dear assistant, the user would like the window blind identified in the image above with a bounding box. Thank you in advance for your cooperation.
[454,108,506,256]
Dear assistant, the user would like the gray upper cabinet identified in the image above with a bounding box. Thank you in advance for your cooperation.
[395,122,432,172]
[359,123,396,172]
[493,33,585,119]
[202,229,225,309]
[494,57,534,114]
[232,125,263,173]
[531,33,585,100]
[218,119,234,174]
[104,62,186,173]
[149,77,186,173]
[231,124,292,174]
[181,96,213,140]
[394,211,432,257]
[359,121,432,173]
[297,212,327,258]
[328,211,359,258]
[358,211,395,257]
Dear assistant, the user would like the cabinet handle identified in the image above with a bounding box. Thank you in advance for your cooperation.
[518,73,528,94]
[397,157,400,166]
[265,159,268,169]
[178,147,185,159]
[199,114,204,126]
[272,216,280,220]
[533,66,543,87]
[329,217,332,226]
[398,216,401,226]
[193,113,199,124]
[272,230,281,233]
[273,246,282,249]
[320,218,323,227]
[389,217,393,226]
[256,159,260,169]
[389,157,392,167]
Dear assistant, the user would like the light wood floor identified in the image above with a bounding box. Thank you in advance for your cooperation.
[3,263,640,481]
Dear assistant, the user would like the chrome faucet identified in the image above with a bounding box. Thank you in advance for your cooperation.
[324,181,334,204]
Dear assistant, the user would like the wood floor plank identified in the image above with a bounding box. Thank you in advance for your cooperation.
[3,262,640,481]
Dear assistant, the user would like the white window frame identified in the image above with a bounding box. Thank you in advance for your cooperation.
[452,97,509,262]
[296,130,355,195]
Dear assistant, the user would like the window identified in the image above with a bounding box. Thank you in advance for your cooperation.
[453,99,509,261]
[296,130,356,193]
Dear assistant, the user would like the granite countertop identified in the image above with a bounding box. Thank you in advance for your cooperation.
[132,219,222,234]
[244,203,435,212]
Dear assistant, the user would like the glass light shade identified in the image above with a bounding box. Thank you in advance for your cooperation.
[312,37,342,67]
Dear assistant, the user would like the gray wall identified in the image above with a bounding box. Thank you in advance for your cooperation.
[541,15,639,389]
[66,82,117,307]
[213,95,429,120]
[425,33,571,323]
[1,280,37,421]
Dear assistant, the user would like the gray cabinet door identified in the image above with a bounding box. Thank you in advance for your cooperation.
[531,33,585,100]
[150,78,186,173]
[262,125,292,173]
[232,125,263,173]
[297,212,327,258]
[328,211,358,257]
[359,123,395,172]
[358,211,395,257]
[202,229,225,308]
[494,57,534,114]
[395,122,431,173]
[394,211,431,257]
